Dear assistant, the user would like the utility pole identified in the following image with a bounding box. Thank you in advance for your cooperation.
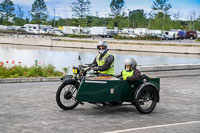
[53,9,56,27]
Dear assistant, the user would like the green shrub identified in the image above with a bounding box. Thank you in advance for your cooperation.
[0,60,64,78]
[114,35,161,41]
[65,34,89,38]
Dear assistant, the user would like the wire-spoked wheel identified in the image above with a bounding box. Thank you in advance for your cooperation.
[135,85,158,114]
[56,82,79,110]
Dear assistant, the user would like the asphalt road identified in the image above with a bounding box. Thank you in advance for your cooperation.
[0,76,200,133]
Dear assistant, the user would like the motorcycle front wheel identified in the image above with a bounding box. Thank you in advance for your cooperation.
[56,82,79,110]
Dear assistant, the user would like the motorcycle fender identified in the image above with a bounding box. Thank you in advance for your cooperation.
[63,79,78,85]
[134,83,160,102]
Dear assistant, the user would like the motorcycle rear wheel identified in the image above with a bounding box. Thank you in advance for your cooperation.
[56,82,79,110]
[135,85,158,114]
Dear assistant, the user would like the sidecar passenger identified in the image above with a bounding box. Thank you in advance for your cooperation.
[115,58,141,81]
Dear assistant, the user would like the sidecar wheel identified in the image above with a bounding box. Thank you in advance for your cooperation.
[135,85,158,114]
[56,82,79,110]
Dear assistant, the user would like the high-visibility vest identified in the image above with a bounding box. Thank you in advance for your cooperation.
[96,52,114,75]
[122,70,134,80]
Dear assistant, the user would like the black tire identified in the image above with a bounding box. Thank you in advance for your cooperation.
[56,82,79,110]
[135,86,158,114]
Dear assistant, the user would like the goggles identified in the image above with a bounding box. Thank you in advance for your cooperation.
[98,46,106,50]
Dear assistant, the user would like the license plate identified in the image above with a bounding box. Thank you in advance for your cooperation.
[73,69,77,74]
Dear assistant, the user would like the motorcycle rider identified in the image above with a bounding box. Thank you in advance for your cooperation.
[92,40,114,76]
[116,58,141,81]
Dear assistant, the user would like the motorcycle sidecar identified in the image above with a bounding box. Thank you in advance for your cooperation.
[76,76,160,114]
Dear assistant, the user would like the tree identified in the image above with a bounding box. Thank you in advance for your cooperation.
[14,5,25,26]
[16,5,24,18]
[152,0,172,31]
[110,0,125,17]
[0,0,15,25]
[129,9,147,28]
[31,0,48,25]
[152,0,172,14]
[71,0,91,27]
[170,12,181,29]
[110,0,125,28]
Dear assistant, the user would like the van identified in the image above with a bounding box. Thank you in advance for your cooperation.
[186,30,197,39]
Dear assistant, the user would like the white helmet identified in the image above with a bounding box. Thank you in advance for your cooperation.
[124,58,137,71]
[97,40,108,54]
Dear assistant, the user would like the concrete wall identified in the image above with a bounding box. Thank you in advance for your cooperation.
[140,64,200,78]
[140,64,200,72]
[1,36,200,54]
[0,36,51,47]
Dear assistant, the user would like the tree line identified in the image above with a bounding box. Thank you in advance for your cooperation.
[0,0,200,31]
[0,0,48,26]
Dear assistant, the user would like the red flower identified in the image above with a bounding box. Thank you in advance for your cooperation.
[19,61,21,64]
[12,60,15,64]
[10,68,12,71]
[13,66,15,69]
[0,62,3,66]
[6,61,8,63]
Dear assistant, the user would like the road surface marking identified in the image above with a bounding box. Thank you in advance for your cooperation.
[103,120,200,133]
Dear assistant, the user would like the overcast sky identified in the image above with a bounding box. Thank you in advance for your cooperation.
[12,0,200,20]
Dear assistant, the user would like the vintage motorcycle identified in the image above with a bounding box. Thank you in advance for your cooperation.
[56,56,160,114]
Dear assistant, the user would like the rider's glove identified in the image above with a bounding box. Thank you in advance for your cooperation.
[93,66,99,71]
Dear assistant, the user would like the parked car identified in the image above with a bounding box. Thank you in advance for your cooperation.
[164,34,174,40]
[177,30,186,40]
[52,29,65,36]
[128,34,137,38]
[186,30,197,39]
[107,30,118,38]
[17,26,27,32]
[164,31,177,40]
[157,34,173,40]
